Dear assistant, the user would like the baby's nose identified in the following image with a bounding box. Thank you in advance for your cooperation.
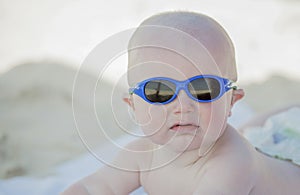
[172,90,195,114]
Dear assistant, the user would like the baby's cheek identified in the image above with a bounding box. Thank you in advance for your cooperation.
[198,104,213,130]
[197,100,228,132]
[204,100,230,134]
[134,100,167,136]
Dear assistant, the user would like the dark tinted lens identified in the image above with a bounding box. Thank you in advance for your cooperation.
[144,80,175,103]
[188,78,220,100]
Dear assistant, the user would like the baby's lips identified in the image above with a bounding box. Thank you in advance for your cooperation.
[170,122,199,131]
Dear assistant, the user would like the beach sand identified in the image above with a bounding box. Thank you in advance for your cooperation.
[0,61,132,179]
[242,75,300,113]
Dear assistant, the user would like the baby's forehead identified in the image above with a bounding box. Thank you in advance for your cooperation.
[128,46,222,78]
[128,12,237,83]
[128,32,234,83]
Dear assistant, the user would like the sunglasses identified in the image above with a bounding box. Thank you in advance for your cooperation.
[129,75,237,104]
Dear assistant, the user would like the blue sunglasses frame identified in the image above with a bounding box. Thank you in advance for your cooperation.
[129,75,236,104]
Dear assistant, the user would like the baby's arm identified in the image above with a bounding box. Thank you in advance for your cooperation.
[61,140,144,195]
[61,165,140,195]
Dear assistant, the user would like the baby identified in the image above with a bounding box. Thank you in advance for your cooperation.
[62,11,300,194]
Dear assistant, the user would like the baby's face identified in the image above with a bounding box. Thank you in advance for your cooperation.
[128,45,233,153]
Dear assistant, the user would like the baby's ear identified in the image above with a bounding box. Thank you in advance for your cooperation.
[231,89,245,105]
[123,95,135,110]
[228,89,244,117]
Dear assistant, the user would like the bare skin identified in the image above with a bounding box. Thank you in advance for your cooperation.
[61,12,300,195]
[61,125,300,194]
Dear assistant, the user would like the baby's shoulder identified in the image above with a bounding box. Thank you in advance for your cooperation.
[207,127,258,173]
[124,138,154,151]
[216,127,251,148]
[194,136,257,193]
[116,138,154,169]
[106,138,154,173]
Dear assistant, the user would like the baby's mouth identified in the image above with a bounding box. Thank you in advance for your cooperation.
[170,123,199,131]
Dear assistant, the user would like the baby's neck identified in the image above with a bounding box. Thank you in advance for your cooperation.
[154,125,232,168]
[153,144,218,168]
[172,148,206,167]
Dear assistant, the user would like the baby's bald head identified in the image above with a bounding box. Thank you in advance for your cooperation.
[128,11,237,83]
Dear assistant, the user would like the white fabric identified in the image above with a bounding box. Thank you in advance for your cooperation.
[244,107,300,165]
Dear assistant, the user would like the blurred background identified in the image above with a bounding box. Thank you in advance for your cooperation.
[1,0,300,83]
[0,0,300,194]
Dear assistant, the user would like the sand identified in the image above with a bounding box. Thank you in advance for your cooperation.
[242,75,300,113]
[0,61,132,179]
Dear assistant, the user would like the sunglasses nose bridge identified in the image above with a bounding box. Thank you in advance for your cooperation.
[177,81,186,89]
[174,81,192,100]
[175,81,187,94]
